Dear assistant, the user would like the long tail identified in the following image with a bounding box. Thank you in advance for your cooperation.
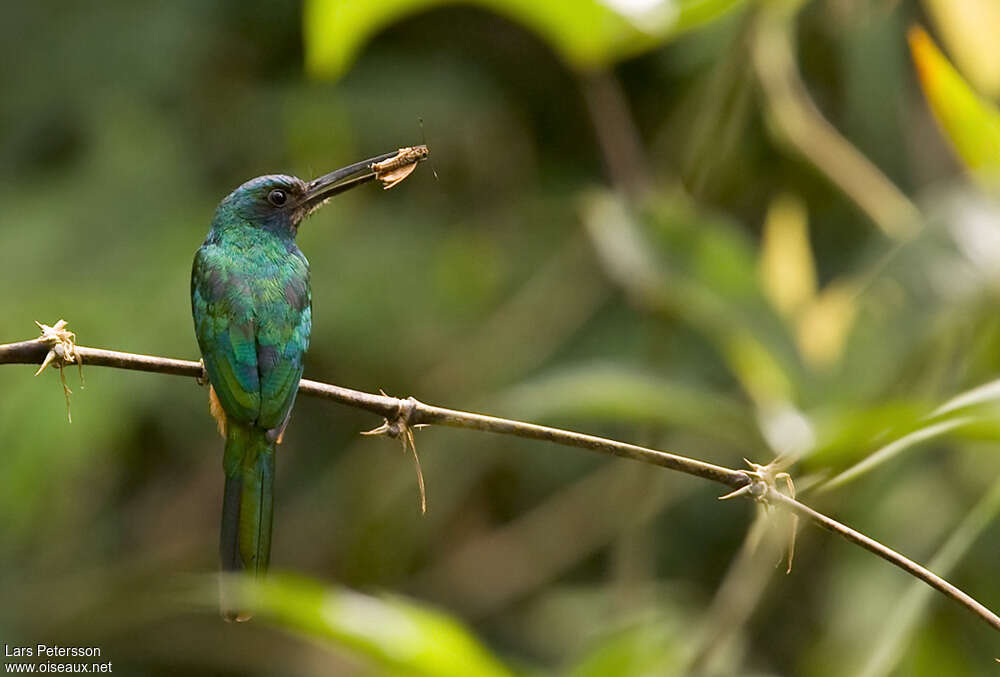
[219,421,275,621]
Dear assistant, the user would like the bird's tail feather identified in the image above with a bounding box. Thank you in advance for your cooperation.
[219,422,275,622]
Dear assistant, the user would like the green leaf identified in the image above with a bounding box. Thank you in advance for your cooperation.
[818,375,1000,490]
[808,402,926,467]
[498,362,759,446]
[565,620,683,677]
[856,475,1000,677]
[908,25,1000,185]
[304,0,747,79]
[931,375,1000,417]
[580,190,803,406]
[820,415,979,491]
[237,574,517,677]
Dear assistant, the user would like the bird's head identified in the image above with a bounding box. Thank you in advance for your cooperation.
[211,155,390,239]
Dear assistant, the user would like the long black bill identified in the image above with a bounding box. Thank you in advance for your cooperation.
[302,150,404,210]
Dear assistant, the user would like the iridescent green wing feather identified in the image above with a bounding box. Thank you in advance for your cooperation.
[191,244,261,424]
[255,248,311,431]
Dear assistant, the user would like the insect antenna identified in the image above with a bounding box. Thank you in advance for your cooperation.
[419,117,440,182]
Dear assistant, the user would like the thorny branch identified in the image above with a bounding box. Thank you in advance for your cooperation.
[32,320,84,422]
[2,329,999,633]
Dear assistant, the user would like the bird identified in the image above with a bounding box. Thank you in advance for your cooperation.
[190,152,418,621]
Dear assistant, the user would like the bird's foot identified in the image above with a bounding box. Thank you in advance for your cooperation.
[361,392,429,514]
[33,319,84,422]
[719,457,799,573]
[196,358,208,386]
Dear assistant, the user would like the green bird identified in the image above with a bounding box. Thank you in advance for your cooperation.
[191,152,411,621]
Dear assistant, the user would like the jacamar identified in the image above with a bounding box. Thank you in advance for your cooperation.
[191,151,417,621]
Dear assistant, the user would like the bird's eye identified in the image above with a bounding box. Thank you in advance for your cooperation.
[267,189,288,207]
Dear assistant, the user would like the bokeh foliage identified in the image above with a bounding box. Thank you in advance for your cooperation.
[2,0,1000,675]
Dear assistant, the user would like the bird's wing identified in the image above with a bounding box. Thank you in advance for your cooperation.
[192,244,261,424]
[255,250,311,432]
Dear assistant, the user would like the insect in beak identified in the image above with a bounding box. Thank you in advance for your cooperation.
[303,145,430,210]
[371,146,430,190]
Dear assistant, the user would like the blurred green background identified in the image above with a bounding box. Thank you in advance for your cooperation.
[3,0,1000,674]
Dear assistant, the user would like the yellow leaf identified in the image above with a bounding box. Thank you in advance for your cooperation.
[723,330,793,405]
[759,193,816,319]
[908,25,1000,186]
[922,0,1000,98]
[796,281,857,369]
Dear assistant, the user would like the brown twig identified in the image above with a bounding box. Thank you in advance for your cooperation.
[0,339,744,488]
[771,492,1000,632]
[3,336,999,633]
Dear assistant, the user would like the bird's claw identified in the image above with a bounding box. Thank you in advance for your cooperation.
[33,319,84,422]
[719,457,799,573]
[361,392,428,514]
[196,359,208,386]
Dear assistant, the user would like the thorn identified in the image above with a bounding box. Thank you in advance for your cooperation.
[786,514,799,574]
[776,471,798,573]
[359,392,428,514]
[725,458,800,572]
[403,427,427,514]
[59,366,73,423]
[361,422,391,436]
[719,484,752,500]
[34,349,57,376]
[33,319,82,423]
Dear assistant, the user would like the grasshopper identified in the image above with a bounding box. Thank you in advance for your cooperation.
[371,145,429,190]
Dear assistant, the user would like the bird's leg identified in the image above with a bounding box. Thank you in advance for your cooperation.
[719,457,799,573]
